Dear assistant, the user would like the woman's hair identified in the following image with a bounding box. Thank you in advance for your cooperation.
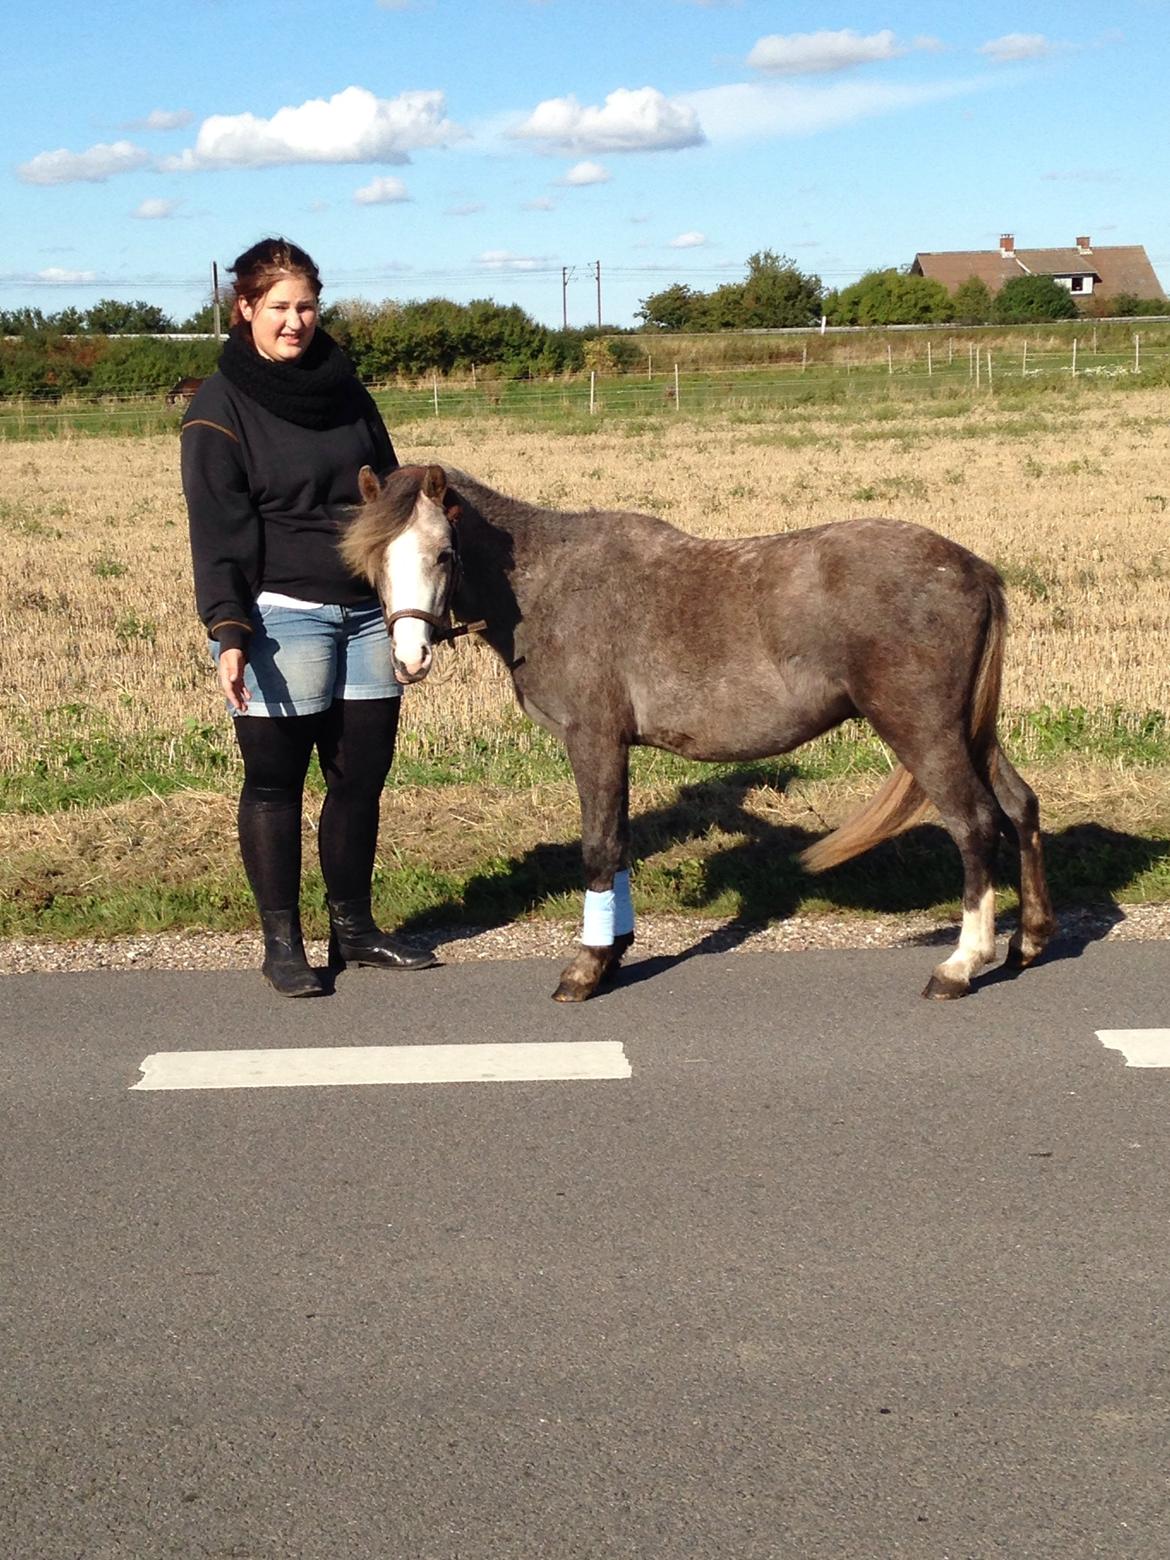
[228,237,322,327]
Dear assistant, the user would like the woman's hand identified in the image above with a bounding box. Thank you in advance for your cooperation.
[218,648,251,713]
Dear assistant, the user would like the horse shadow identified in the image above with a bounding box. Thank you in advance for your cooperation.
[395,768,1167,993]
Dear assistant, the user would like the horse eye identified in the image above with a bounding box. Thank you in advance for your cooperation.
[437,548,455,566]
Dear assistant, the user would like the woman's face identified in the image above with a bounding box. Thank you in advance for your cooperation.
[240,274,319,362]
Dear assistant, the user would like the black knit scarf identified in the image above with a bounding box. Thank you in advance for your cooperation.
[218,325,362,430]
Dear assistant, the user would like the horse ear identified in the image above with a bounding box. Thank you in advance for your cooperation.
[358,465,381,504]
[422,464,447,503]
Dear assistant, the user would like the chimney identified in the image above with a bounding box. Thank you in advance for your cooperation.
[1000,233,1015,258]
[1076,235,1092,254]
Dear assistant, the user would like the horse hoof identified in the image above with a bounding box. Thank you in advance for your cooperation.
[552,980,590,1003]
[922,971,969,1000]
[552,938,633,1003]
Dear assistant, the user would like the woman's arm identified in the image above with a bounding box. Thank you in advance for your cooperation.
[180,412,259,657]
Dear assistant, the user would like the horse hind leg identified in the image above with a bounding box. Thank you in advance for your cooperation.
[905,746,1003,1000]
[988,748,1057,968]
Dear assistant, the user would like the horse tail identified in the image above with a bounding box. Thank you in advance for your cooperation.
[800,573,1007,875]
[798,764,932,874]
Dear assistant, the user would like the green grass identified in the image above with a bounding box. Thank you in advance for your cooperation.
[4,811,1167,942]
[3,705,1168,816]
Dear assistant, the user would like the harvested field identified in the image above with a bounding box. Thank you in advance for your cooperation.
[1,391,1169,770]
[1,385,1168,945]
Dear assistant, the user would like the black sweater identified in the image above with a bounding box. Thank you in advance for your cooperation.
[180,370,397,653]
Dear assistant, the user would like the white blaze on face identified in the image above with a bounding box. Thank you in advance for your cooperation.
[381,494,452,681]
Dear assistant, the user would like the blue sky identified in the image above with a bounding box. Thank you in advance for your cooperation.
[4,1,1169,328]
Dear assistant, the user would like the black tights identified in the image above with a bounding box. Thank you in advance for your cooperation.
[233,698,400,912]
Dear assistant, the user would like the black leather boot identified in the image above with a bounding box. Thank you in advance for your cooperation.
[259,908,326,997]
[327,897,438,971]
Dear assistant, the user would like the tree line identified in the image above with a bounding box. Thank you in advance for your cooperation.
[1,252,1164,399]
[636,252,1166,330]
[0,297,642,399]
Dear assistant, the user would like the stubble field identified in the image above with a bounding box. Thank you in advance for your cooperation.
[1,381,1168,940]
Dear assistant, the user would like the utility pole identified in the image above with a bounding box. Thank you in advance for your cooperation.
[594,260,602,328]
[211,260,222,340]
[562,266,570,330]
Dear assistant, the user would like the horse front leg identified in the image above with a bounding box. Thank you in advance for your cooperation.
[552,730,632,1003]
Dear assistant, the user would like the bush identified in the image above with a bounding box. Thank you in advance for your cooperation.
[636,252,823,332]
[952,276,993,326]
[992,275,1079,324]
[826,269,953,326]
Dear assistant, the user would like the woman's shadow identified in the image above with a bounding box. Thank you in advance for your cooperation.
[394,767,1168,994]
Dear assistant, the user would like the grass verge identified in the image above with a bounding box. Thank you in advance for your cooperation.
[2,752,1167,941]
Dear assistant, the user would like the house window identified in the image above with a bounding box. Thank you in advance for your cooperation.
[1070,276,1085,293]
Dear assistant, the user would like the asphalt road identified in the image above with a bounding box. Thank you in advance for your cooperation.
[2,937,1169,1560]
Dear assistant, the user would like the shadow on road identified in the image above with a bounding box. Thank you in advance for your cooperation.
[395,770,1166,993]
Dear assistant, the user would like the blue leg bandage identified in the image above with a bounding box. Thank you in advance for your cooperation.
[582,870,634,945]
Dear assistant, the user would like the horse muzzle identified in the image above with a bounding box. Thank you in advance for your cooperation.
[393,651,433,684]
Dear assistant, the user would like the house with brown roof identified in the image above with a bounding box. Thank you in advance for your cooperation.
[910,234,1165,306]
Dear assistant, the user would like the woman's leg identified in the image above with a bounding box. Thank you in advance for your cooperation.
[316,698,436,970]
[233,714,324,996]
[316,697,398,902]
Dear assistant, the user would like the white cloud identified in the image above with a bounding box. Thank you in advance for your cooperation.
[512,86,704,154]
[478,251,547,270]
[164,86,465,171]
[37,267,98,284]
[126,108,193,132]
[133,198,179,219]
[560,160,612,186]
[354,175,411,204]
[17,140,152,185]
[446,200,486,216]
[522,196,556,210]
[979,33,1054,63]
[681,75,995,142]
[747,29,905,75]
[670,231,707,248]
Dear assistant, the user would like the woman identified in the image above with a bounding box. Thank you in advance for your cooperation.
[181,236,436,996]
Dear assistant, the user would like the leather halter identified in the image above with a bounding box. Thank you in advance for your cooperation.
[381,518,486,645]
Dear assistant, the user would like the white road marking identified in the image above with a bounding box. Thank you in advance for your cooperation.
[131,1040,632,1092]
[1096,1030,1170,1069]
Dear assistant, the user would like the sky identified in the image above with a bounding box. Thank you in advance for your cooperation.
[3,1,1169,329]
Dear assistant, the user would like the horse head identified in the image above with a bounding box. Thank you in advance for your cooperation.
[346,463,459,684]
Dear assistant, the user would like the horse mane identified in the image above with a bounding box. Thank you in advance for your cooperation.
[339,464,429,585]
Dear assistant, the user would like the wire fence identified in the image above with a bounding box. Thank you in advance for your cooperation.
[2,331,1168,438]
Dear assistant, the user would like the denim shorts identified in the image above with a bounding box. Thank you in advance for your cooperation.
[211,599,401,717]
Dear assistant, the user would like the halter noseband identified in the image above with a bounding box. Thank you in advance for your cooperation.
[381,517,486,646]
[382,608,484,644]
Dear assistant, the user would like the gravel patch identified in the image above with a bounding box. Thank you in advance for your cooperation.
[1,905,1167,974]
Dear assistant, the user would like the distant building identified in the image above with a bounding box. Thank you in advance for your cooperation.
[909,234,1165,305]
